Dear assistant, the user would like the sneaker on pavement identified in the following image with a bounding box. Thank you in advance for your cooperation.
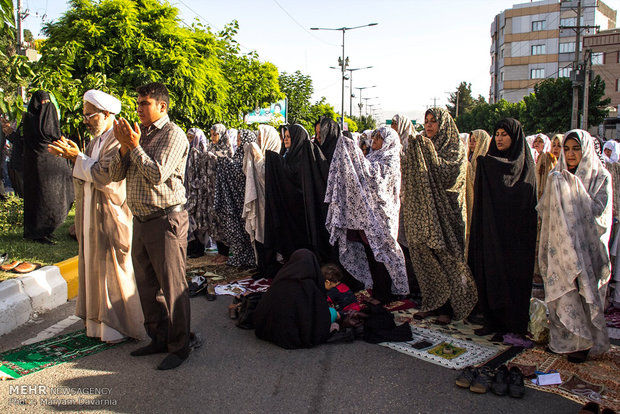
[455,366,477,388]
[508,366,525,398]
[470,366,494,394]
[491,365,510,396]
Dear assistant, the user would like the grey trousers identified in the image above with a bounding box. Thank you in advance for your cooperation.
[132,210,191,357]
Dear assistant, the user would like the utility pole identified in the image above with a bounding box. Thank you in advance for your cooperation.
[582,49,591,130]
[559,1,599,129]
[571,1,581,130]
[16,0,27,102]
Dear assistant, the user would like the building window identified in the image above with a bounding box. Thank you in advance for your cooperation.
[616,79,620,92]
[560,17,576,27]
[559,42,576,53]
[558,67,572,78]
[592,52,604,65]
[531,68,545,79]
[500,72,504,81]
[560,17,583,27]
[532,20,546,31]
[531,44,546,55]
[500,49,504,58]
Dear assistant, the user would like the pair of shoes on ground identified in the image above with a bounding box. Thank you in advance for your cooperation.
[456,365,524,398]
[490,365,525,398]
[0,260,41,273]
[579,402,616,414]
[188,276,208,297]
[130,332,204,370]
[188,275,217,301]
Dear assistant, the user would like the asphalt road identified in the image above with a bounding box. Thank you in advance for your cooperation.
[0,296,581,414]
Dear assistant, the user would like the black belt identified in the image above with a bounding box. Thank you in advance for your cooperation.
[135,204,184,223]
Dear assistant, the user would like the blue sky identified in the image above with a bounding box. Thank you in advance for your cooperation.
[20,0,620,124]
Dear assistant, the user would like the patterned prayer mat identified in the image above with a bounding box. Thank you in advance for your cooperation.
[392,307,508,348]
[380,325,504,370]
[506,346,620,412]
[0,329,119,380]
[213,277,271,296]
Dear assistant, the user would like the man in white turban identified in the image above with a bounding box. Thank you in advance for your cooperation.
[48,89,145,343]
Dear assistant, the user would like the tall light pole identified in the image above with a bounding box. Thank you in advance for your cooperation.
[347,67,372,117]
[311,23,378,129]
[354,85,376,119]
[329,66,373,118]
[362,97,377,115]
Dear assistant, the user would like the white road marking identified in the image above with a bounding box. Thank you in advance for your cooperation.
[21,315,82,345]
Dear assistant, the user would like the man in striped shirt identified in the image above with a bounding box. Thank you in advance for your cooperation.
[110,82,200,370]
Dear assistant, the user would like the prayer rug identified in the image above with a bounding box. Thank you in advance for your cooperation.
[0,329,119,380]
[380,325,504,370]
[506,346,620,412]
[393,307,507,348]
[213,277,271,296]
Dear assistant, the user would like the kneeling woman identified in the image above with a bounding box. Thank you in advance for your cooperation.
[325,127,409,303]
[538,130,612,361]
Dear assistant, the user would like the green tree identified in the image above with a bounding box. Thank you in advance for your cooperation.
[217,21,283,127]
[0,0,32,121]
[457,99,525,135]
[447,81,475,120]
[30,0,282,144]
[23,29,33,43]
[302,97,336,133]
[521,76,610,133]
[279,70,313,124]
[350,114,376,131]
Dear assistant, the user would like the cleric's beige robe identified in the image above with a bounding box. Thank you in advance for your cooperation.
[74,127,145,341]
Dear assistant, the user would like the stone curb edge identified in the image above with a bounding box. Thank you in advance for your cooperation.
[0,256,78,337]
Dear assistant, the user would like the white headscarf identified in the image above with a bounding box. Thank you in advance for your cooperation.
[603,140,619,164]
[227,128,239,154]
[392,114,414,152]
[325,126,409,295]
[537,129,612,355]
[83,89,121,114]
[242,124,282,246]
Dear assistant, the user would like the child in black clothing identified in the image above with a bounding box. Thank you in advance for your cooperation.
[322,264,360,312]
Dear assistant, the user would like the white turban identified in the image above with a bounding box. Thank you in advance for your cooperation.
[83,89,121,114]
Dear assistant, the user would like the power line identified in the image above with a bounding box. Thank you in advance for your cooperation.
[174,0,255,53]
[271,0,338,47]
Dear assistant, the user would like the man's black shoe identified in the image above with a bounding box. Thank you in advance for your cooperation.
[157,353,187,370]
[130,342,167,357]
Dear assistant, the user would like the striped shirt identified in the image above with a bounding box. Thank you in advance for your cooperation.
[109,114,189,217]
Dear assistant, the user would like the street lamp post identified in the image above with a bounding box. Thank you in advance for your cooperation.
[354,85,376,118]
[329,67,373,118]
[362,97,378,115]
[311,23,378,129]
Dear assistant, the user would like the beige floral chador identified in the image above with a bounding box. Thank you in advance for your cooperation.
[402,108,477,320]
[538,129,612,356]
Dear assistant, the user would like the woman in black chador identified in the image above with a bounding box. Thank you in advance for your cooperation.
[22,91,73,243]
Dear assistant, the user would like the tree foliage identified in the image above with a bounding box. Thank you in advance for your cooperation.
[0,0,33,122]
[447,81,476,119]
[350,114,376,131]
[29,0,282,143]
[456,99,525,135]
[279,70,313,125]
[521,76,610,133]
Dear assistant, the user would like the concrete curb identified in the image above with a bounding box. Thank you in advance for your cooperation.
[0,256,78,337]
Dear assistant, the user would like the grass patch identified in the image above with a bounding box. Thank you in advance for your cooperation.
[0,195,78,282]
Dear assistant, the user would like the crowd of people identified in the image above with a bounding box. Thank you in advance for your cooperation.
[2,82,618,370]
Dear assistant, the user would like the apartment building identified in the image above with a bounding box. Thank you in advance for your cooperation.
[490,0,617,104]
[583,29,620,113]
